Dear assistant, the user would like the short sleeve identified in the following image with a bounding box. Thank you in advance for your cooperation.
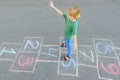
[63,13,67,19]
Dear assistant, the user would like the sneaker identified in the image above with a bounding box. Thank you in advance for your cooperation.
[63,56,70,61]
[60,43,66,47]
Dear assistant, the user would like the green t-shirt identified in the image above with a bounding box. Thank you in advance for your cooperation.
[63,14,78,40]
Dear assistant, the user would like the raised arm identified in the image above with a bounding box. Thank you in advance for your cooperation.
[49,1,63,16]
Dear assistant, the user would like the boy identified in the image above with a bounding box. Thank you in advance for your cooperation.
[49,1,80,61]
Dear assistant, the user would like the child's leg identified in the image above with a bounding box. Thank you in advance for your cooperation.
[64,39,73,58]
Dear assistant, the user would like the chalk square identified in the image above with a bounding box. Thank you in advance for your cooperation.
[78,65,98,80]
[30,62,58,80]
[0,43,21,60]
[97,56,120,79]
[38,45,60,61]
[77,45,97,67]
[11,52,38,72]
[92,38,116,57]
[20,37,43,53]
[59,53,77,76]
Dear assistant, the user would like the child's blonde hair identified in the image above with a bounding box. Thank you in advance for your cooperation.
[66,5,80,19]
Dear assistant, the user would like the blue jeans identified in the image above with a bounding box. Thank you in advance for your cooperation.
[64,38,73,58]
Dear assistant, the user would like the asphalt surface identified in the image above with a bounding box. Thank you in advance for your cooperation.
[0,0,120,80]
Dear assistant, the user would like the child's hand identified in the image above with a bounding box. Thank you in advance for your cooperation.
[49,1,63,16]
[49,1,55,8]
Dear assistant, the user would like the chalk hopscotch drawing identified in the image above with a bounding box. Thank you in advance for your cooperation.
[38,45,60,62]
[77,45,97,68]
[96,42,114,54]
[0,43,21,60]
[41,48,58,58]
[100,62,119,75]
[78,49,95,62]
[61,58,76,69]
[93,38,119,80]
[18,54,35,67]
[58,37,78,76]
[24,40,39,50]
[0,43,21,56]
[93,38,116,57]
[0,47,16,55]
[20,37,42,53]
[0,37,119,80]
[10,37,43,73]
[97,56,120,80]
